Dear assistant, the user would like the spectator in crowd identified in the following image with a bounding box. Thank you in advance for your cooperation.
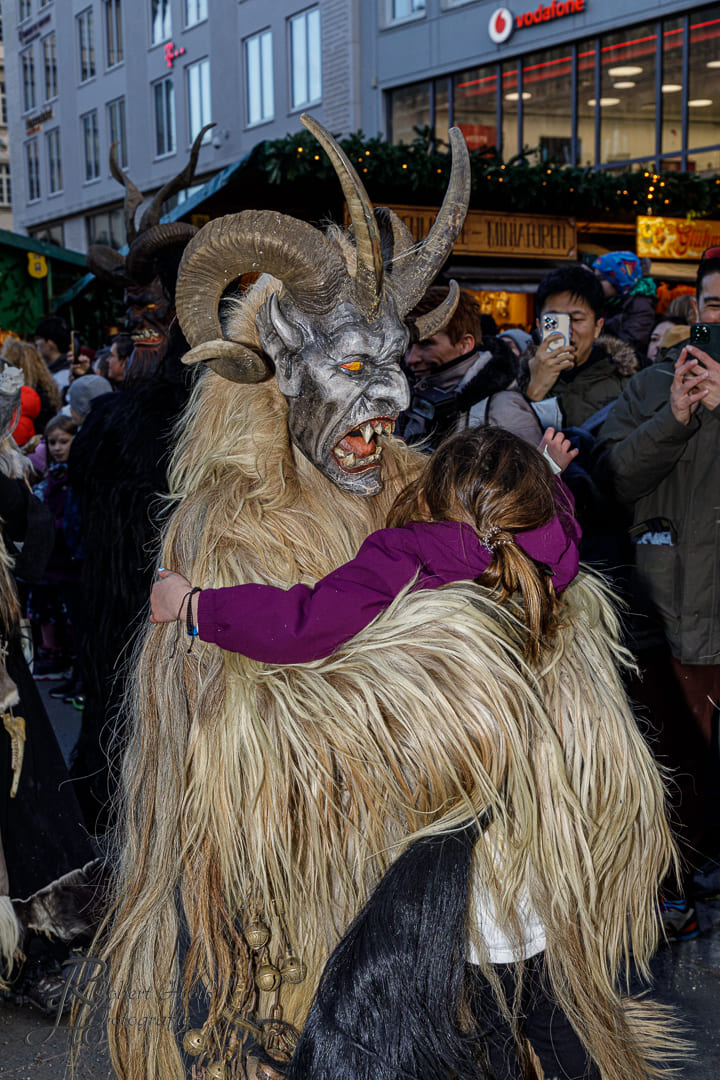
[67,374,112,426]
[524,265,638,428]
[1,339,62,431]
[398,286,519,449]
[594,252,720,940]
[34,317,72,393]
[592,251,657,356]
[667,293,696,323]
[498,328,533,358]
[107,333,134,387]
[646,317,690,363]
[93,345,112,380]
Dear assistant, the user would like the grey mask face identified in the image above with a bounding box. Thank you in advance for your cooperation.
[257,296,411,496]
[0,366,24,442]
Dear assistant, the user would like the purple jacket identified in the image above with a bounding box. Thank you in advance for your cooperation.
[198,497,581,665]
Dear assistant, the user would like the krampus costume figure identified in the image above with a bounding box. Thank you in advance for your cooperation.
[94,118,679,1080]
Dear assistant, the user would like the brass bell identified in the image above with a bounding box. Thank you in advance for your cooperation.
[243,919,270,950]
[181,1029,206,1056]
[280,955,307,984]
[226,986,247,1015]
[205,1062,226,1080]
[255,962,281,992]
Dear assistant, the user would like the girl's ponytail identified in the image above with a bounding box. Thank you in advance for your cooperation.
[475,529,557,659]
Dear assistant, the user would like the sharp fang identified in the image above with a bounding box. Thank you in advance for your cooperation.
[384,421,393,436]
[344,453,356,468]
[375,444,383,456]
[335,447,347,460]
[362,423,374,443]
[372,420,384,434]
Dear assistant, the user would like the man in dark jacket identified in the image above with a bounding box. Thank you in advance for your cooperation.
[399,286,518,449]
[525,266,638,427]
[594,254,720,938]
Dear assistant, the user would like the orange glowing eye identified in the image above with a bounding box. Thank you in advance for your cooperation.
[341,360,364,372]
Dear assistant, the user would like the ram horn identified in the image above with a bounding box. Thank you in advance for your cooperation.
[126,222,199,284]
[109,143,144,247]
[301,114,384,322]
[181,339,271,384]
[175,210,347,384]
[391,127,471,318]
[86,245,129,285]
[139,124,215,233]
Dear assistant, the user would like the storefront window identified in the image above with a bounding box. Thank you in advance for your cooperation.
[688,4,720,171]
[501,61,520,158]
[434,78,450,147]
[522,46,573,163]
[577,38,596,166]
[661,18,684,166]
[453,65,498,152]
[389,81,430,144]
[600,23,657,165]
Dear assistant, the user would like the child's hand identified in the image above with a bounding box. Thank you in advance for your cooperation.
[150,569,193,623]
[538,427,579,473]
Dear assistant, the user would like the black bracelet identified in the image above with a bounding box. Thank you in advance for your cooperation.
[186,587,202,639]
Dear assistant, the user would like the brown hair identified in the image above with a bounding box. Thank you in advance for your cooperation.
[2,339,62,414]
[410,286,484,347]
[387,426,559,655]
[44,414,78,440]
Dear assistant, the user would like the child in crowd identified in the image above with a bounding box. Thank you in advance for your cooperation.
[30,415,83,699]
[151,426,598,1080]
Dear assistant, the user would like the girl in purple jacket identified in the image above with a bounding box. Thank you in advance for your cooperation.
[151,425,580,664]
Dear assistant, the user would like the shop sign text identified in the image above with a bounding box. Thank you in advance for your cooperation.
[379,206,577,260]
[489,0,584,44]
[637,216,720,261]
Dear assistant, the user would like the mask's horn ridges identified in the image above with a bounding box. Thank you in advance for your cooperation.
[391,128,471,318]
[411,280,461,342]
[109,142,144,247]
[181,339,272,384]
[301,113,384,320]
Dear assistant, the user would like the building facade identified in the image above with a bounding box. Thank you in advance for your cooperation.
[0,17,14,231]
[4,0,719,253]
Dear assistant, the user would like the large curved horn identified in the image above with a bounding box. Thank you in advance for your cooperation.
[301,113,384,321]
[86,244,129,284]
[126,222,199,284]
[139,123,215,233]
[390,128,471,317]
[175,210,347,384]
[410,280,460,342]
[181,339,271,384]
[109,143,144,246]
[374,207,416,271]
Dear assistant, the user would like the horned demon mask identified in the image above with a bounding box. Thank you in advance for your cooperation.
[175,115,470,495]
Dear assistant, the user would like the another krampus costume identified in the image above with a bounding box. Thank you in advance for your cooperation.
[90,119,680,1080]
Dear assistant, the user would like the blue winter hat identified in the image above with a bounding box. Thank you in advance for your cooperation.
[593,251,642,296]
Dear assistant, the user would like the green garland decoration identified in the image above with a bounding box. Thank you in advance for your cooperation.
[252,127,720,221]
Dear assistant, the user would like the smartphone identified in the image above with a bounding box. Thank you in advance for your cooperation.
[541,312,571,352]
[689,322,720,364]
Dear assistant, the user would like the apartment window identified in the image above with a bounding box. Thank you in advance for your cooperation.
[82,110,100,181]
[246,29,274,125]
[105,0,123,67]
[43,33,57,100]
[19,0,32,21]
[151,0,171,45]
[107,97,128,167]
[185,0,207,27]
[0,164,11,206]
[86,207,124,248]
[25,140,40,201]
[153,77,175,155]
[46,127,62,193]
[187,58,211,143]
[77,9,96,82]
[40,0,51,7]
[22,49,36,113]
[290,7,321,110]
[388,0,425,21]
[0,82,6,125]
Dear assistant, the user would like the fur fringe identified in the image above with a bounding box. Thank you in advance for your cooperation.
[0,895,21,987]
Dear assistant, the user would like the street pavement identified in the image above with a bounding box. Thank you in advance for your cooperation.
[0,683,719,1078]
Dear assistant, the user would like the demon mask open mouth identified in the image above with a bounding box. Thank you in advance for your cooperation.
[333,419,395,472]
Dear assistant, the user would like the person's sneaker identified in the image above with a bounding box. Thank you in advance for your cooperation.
[49,678,78,699]
[661,898,700,942]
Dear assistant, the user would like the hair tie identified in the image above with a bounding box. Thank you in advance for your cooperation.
[479,526,513,553]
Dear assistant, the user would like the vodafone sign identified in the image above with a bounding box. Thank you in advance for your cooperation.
[489,0,585,44]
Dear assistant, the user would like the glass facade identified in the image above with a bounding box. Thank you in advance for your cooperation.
[289,7,321,110]
[108,96,127,167]
[187,57,211,143]
[246,29,274,126]
[388,4,720,173]
[43,33,57,101]
[153,76,175,156]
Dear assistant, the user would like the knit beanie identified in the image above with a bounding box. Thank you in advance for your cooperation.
[67,374,113,419]
[499,328,533,355]
[593,251,642,297]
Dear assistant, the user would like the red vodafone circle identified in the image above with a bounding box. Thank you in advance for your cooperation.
[489,6,514,43]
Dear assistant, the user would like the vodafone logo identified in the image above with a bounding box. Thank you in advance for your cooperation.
[489,7,514,43]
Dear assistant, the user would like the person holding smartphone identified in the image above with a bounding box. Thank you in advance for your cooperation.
[595,252,720,942]
[524,265,639,427]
